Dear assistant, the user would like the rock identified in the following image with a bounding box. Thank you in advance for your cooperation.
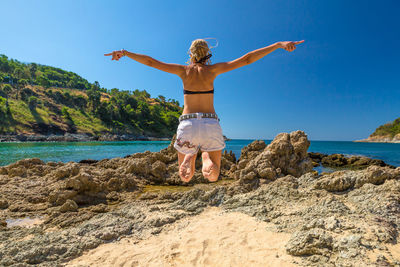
[90,204,108,213]
[321,153,348,167]
[150,160,167,181]
[47,162,80,181]
[106,191,120,202]
[314,165,400,192]
[310,152,394,170]
[0,199,9,209]
[333,235,362,259]
[59,199,78,212]
[126,158,151,176]
[308,152,326,163]
[285,228,333,256]
[48,190,78,206]
[236,130,313,189]
[79,159,99,164]
[0,166,7,175]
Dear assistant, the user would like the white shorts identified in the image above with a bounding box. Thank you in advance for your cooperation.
[174,114,226,155]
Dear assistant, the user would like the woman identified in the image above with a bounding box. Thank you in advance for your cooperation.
[105,39,304,183]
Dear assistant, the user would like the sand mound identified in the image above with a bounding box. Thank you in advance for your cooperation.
[66,206,297,267]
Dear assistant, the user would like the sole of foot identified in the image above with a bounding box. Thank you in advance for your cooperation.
[202,152,218,181]
[180,153,195,182]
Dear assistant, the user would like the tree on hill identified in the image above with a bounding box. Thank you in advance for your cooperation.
[28,96,39,110]
[87,87,101,113]
[371,118,400,138]
[0,54,183,137]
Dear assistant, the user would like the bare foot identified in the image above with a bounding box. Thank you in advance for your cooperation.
[202,152,218,180]
[179,153,195,182]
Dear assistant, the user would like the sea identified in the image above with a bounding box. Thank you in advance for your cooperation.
[0,140,399,172]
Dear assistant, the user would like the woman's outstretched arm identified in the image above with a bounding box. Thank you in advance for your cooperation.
[211,40,304,75]
[104,49,185,76]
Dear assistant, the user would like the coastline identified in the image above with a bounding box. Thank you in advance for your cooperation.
[0,133,171,142]
[0,133,231,143]
[354,137,400,143]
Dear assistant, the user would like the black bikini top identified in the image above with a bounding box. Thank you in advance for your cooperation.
[184,54,214,95]
[183,88,214,95]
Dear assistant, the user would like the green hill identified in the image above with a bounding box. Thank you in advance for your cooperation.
[370,117,400,138]
[0,54,182,137]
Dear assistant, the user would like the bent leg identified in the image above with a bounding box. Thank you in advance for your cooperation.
[178,151,197,183]
[201,150,222,182]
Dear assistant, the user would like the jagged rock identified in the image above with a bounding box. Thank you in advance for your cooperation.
[151,160,167,181]
[308,152,394,170]
[0,198,8,209]
[0,166,7,175]
[126,158,151,176]
[66,171,98,193]
[7,157,45,169]
[47,162,80,181]
[314,165,400,192]
[222,150,236,163]
[308,152,325,163]
[239,140,266,162]
[236,131,313,188]
[79,159,99,164]
[59,199,78,212]
[48,190,78,206]
[285,228,333,256]
[90,204,108,213]
[333,235,363,259]
[4,158,46,178]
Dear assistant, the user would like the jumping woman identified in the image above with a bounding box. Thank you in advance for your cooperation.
[105,39,304,183]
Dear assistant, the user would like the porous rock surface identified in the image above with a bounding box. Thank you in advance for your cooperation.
[309,152,395,170]
[0,130,399,266]
[230,131,313,190]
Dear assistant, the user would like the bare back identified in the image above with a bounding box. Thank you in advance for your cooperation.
[180,63,218,114]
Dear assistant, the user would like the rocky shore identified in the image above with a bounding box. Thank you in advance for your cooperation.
[354,134,400,143]
[308,152,396,171]
[0,133,230,142]
[0,133,170,142]
[0,130,399,266]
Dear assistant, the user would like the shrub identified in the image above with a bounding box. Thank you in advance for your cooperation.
[28,96,38,110]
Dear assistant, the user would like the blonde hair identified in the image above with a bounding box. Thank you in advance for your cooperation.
[187,39,211,65]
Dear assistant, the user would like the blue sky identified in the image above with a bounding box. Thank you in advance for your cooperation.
[1,0,399,141]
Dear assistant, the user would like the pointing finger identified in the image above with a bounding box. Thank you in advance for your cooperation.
[104,52,113,56]
[293,40,305,45]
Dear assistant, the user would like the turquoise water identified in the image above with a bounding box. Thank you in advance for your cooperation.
[0,139,399,167]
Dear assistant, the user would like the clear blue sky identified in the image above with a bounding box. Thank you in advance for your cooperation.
[1,0,399,141]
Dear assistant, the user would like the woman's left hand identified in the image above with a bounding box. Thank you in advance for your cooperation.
[279,40,305,52]
[104,49,126,61]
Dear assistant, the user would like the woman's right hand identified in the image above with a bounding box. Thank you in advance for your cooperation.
[279,40,304,52]
[104,49,127,61]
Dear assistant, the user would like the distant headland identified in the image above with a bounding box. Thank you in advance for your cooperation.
[0,54,182,141]
[355,117,400,143]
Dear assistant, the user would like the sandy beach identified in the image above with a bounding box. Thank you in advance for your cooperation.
[66,206,297,267]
